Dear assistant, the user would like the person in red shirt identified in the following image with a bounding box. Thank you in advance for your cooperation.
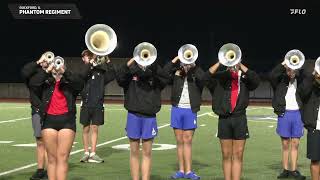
[205,61,260,180]
[29,60,85,180]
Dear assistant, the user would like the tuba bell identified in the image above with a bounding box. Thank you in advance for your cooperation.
[178,44,198,64]
[85,24,117,65]
[42,51,55,64]
[53,56,64,69]
[314,57,320,75]
[284,49,305,70]
[218,43,242,67]
[133,42,157,67]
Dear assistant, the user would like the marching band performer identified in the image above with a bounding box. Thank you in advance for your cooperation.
[28,58,85,180]
[164,53,204,179]
[205,50,260,180]
[270,50,306,180]
[21,52,50,180]
[116,52,169,180]
[79,49,116,163]
[299,59,320,180]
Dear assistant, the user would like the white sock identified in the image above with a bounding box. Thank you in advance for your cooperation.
[90,152,96,157]
[84,151,90,155]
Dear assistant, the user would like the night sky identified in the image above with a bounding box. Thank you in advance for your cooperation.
[3,0,320,82]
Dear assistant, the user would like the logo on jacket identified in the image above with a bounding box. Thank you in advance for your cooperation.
[132,76,139,81]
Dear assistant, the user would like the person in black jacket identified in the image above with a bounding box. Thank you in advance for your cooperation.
[116,58,169,180]
[299,68,320,180]
[21,53,49,180]
[205,61,260,180]
[79,49,116,163]
[270,60,306,180]
[29,60,84,180]
[164,56,203,180]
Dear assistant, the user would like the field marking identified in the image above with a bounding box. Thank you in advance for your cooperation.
[12,144,36,147]
[0,117,30,124]
[206,112,277,123]
[112,143,177,151]
[0,141,13,144]
[0,107,29,109]
[247,107,273,111]
[0,112,210,177]
[0,108,125,125]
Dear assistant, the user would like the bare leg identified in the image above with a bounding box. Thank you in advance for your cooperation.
[41,129,58,180]
[183,130,194,173]
[82,125,90,153]
[174,129,184,172]
[220,139,233,180]
[129,139,140,180]
[231,140,246,180]
[290,138,300,171]
[310,160,320,180]
[281,138,290,170]
[35,138,46,169]
[141,139,153,180]
[90,125,99,153]
[56,129,75,180]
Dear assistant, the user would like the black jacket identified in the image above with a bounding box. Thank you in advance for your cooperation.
[163,62,205,113]
[116,62,169,117]
[270,64,304,116]
[80,62,116,108]
[205,67,260,117]
[28,69,85,118]
[21,61,43,114]
[299,73,320,131]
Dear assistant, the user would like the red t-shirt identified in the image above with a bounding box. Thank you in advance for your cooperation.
[230,71,239,112]
[47,80,68,115]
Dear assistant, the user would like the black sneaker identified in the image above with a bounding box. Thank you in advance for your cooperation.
[277,169,290,179]
[42,170,48,179]
[290,170,306,180]
[30,169,47,180]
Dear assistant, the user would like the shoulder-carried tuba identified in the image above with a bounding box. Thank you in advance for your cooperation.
[133,42,157,67]
[284,49,305,70]
[218,43,242,67]
[85,24,117,65]
[178,44,198,64]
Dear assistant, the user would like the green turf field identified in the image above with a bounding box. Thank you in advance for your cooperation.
[0,103,311,180]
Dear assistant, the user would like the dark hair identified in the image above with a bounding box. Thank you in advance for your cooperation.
[81,49,94,58]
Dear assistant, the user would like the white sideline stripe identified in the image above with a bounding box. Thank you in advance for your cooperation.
[0,163,38,176]
[0,112,210,176]
[0,117,30,124]
[0,141,14,144]
[247,107,273,110]
[0,107,28,109]
[206,112,277,123]
[12,144,36,147]
[0,108,125,125]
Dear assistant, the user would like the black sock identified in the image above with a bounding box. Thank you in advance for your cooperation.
[37,168,44,172]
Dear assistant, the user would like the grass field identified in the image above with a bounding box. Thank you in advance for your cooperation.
[0,103,311,180]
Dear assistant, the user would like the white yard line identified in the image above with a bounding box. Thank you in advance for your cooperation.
[0,107,29,109]
[0,108,125,125]
[0,117,30,124]
[0,112,210,176]
[247,107,274,110]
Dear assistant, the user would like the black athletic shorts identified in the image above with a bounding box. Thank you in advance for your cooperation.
[217,114,249,140]
[307,129,320,161]
[42,113,76,132]
[80,106,104,126]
